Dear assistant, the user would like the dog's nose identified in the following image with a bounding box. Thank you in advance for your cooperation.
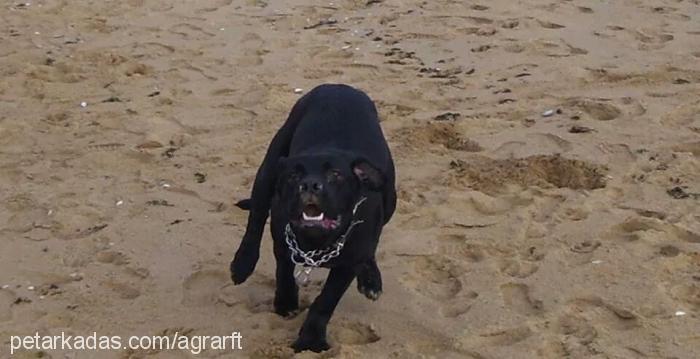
[299,178,323,194]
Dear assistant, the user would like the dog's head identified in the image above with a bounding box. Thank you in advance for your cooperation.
[276,153,384,240]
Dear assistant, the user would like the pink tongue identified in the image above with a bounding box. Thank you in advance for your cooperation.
[321,219,336,229]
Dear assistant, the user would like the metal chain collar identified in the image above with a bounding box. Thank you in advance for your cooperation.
[285,196,367,268]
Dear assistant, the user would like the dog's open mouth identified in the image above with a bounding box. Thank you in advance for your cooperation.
[299,204,340,230]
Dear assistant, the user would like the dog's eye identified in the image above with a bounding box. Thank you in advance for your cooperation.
[327,170,343,182]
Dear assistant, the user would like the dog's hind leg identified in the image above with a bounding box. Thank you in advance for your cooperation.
[230,124,296,284]
[356,259,382,300]
[292,266,355,352]
[229,156,276,284]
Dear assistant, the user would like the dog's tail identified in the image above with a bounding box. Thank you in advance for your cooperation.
[235,198,252,210]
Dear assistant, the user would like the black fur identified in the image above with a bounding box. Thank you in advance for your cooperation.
[229,84,396,352]
[234,198,251,210]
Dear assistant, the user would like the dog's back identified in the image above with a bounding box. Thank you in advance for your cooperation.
[290,85,391,169]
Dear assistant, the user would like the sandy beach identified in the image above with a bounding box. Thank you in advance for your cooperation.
[1,0,699,358]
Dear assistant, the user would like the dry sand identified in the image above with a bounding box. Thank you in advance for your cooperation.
[1,0,700,358]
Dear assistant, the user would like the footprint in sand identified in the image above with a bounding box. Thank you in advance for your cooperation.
[377,101,416,123]
[232,276,276,314]
[383,47,423,66]
[402,255,463,301]
[124,266,150,280]
[567,296,640,330]
[235,33,268,67]
[95,250,130,265]
[333,321,381,345]
[658,245,680,257]
[460,325,533,348]
[669,284,700,310]
[564,98,623,121]
[457,26,498,37]
[169,23,216,40]
[509,38,587,57]
[182,269,230,307]
[2,193,51,234]
[631,29,674,50]
[194,0,233,13]
[500,283,543,316]
[499,259,539,279]
[526,133,573,152]
[660,100,700,129]
[557,313,598,345]
[26,61,86,84]
[438,234,486,263]
[4,207,51,234]
[571,240,601,254]
[605,216,700,243]
[537,20,565,29]
[129,42,176,59]
[401,255,480,317]
[103,280,141,300]
[671,141,700,157]
[440,290,479,318]
[303,66,344,80]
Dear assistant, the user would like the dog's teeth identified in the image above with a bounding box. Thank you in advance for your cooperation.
[302,212,324,221]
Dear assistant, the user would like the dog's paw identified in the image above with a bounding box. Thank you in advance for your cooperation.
[358,283,382,301]
[291,336,330,353]
[357,264,382,301]
[274,306,300,318]
[229,245,259,285]
[274,297,299,318]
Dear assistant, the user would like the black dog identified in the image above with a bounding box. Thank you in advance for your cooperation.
[230,84,396,352]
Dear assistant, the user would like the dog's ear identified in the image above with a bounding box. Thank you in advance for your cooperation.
[351,158,385,191]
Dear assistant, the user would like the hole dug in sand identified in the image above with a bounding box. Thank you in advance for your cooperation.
[448,154,607,193]
[332,321,381,346]
[393,121,483,152]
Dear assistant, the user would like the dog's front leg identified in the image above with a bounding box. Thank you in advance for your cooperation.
[356,259,382,300]
[272,238,299,317]
[292,266,355,352]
